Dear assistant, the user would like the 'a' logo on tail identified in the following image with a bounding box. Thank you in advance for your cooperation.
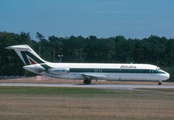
[29,58,37,64]
[27,55,38,64]
[21,51,45,65]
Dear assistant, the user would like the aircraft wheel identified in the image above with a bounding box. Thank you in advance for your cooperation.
[158,82,162,85]
[83,79,91,84]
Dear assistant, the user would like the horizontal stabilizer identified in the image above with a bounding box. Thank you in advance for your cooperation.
[6,45,47,65]
[6,45,30,51]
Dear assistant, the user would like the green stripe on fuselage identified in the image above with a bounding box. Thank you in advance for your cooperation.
[40,64,51,71]
[70,68,165,74]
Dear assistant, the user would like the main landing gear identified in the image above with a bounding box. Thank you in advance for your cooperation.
[83,78,91,84]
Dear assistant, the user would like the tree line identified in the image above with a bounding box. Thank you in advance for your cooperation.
[1,31,174,81]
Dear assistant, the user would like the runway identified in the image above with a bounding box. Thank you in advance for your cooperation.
[0,83,174,90]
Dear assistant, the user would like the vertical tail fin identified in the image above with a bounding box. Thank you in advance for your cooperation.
[6,45,47,65]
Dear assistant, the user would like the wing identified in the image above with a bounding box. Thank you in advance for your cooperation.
[81,73,107,80]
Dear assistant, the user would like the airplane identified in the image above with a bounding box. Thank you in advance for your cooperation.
[6,45,169,85]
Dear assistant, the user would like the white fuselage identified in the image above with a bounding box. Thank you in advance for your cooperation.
[24,63,169,82]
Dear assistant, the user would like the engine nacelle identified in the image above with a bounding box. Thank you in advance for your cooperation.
[47,68,70,75]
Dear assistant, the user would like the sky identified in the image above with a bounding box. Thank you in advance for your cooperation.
[0,0,174,40]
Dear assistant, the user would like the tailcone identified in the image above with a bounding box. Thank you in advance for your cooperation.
[23,64,45,74]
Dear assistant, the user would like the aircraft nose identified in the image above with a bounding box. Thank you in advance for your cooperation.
[163,72,170,80]
[166,72,170,79]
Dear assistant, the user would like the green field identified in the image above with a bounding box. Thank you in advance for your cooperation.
[0,87,174,120]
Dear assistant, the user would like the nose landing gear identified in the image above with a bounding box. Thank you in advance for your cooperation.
[158,80,162,85]
[158,82,162,85]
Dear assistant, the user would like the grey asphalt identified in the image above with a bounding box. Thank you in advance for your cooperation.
[0,83,174,90]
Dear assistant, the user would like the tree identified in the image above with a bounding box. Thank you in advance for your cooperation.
[18,32,31,44]
[36,32,45,56]
[48,36,63,62]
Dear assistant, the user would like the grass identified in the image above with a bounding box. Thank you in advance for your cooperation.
[0,87,174,120]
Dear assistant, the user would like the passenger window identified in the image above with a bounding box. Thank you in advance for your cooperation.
[149,70,154,73]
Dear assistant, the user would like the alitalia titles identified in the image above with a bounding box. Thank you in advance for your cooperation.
[120,65,136,69]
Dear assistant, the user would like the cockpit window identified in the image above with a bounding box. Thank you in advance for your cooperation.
[156,67,161,70]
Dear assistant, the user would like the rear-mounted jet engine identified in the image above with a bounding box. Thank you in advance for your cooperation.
[47,68,70,75]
